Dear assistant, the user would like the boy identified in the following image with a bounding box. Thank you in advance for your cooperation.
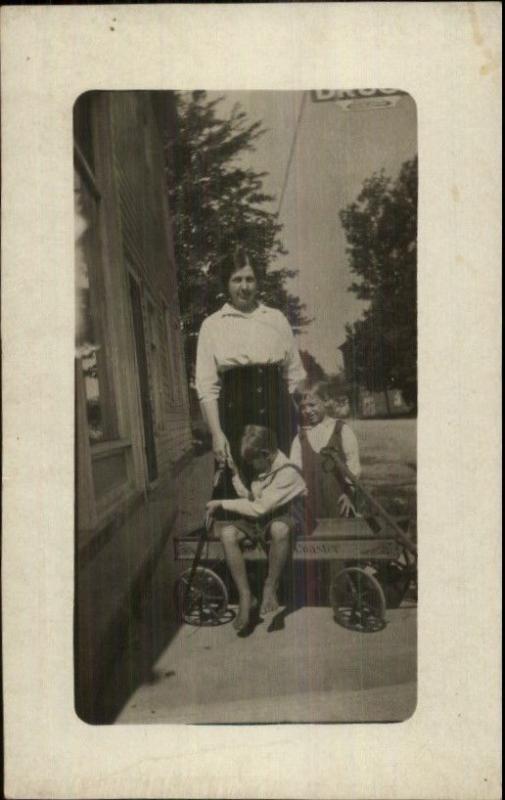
[290,381,361,523]
[206,425,306,633]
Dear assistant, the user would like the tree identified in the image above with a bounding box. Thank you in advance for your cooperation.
[299,350,327,383]
[339,157,417,408]
[165,91,311,374]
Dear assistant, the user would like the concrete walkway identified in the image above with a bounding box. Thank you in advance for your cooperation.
[117,604,416,724]
[116,451,416,725]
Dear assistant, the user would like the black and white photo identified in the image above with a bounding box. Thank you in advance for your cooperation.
[75,88,418,725]
[2,5,501,799]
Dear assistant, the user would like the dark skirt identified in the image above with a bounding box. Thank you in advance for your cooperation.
[213,363,298,497]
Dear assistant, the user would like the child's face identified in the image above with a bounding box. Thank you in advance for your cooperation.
[300,394,326,426]
[249,452,273,474]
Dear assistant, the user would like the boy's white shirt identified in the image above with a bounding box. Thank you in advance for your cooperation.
[289,416,361,481]
[221,450,307,518]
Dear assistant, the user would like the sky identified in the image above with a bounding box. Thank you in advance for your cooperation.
[207,90,417,375]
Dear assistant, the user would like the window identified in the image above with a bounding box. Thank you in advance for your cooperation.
[75,168,118,444]
[75,93,135,519]
[75,92,190,523]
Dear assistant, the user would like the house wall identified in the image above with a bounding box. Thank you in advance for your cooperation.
[74,91,192,723]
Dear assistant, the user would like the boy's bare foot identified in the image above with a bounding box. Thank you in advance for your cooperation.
[260,583,280,615]
[233,594,257,631]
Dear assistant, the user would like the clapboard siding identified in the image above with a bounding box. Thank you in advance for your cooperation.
[76,91,193,723]
[155,421,192,474]
[108,92,192,479]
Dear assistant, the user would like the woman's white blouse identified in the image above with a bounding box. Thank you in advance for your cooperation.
[195,302,306,402]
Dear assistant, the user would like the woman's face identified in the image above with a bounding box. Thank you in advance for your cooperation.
[227,263,258,312]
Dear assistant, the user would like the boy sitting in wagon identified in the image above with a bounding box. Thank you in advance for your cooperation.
[290,381,361,526]
[206,424,306,633]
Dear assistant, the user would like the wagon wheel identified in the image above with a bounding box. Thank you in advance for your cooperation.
[175,567,229,626]
[376,559,413,608]
[331,567,386,632]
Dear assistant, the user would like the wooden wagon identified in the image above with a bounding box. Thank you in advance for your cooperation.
[174,509,416,633]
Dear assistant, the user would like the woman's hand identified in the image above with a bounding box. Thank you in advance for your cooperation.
[205,500,222,529]
[338,493,356,518]
[226,451,238,475]
[199,400,230,466]
[212,431,230,466]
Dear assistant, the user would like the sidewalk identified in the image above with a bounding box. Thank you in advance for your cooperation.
[117,605,416,724]
[115,450,416,725]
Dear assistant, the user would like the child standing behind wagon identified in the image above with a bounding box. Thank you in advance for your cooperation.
[290,381,361,525]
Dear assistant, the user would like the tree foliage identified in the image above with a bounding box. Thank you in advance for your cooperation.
[165,91,311,373]
[339,157,418,407]
[299,350,328,383]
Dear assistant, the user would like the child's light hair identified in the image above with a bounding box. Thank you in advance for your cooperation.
[299,380,350,418]
[240,425,277,463]
[299,380,332,403]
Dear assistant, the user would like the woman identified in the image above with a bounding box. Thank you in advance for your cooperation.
[195,246,306,494]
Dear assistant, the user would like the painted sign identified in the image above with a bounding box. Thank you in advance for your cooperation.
[174,537,399,563]
[293,539,399,561]
[312,89,407,111]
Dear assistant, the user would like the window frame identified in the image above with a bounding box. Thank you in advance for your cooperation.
[75,155,120,446]
[75,109,137,531]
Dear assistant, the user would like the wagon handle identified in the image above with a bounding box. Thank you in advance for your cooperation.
[321,447,417,557]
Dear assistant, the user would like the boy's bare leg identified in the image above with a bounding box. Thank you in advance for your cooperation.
[220,525,256,630]
[261,521,290,614]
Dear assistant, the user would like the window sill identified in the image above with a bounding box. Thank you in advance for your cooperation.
[90,439,132,461]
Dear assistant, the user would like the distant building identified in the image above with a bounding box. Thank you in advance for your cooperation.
[74,91,192,722]
[358,388,411,418]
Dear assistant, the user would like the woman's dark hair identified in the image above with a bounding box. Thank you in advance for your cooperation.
[219,246,262,288]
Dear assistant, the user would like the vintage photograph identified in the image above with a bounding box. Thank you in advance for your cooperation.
[74,89,418,725]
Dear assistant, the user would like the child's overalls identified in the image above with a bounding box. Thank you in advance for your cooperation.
[300,419,355,527]
[299,420,356,604]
